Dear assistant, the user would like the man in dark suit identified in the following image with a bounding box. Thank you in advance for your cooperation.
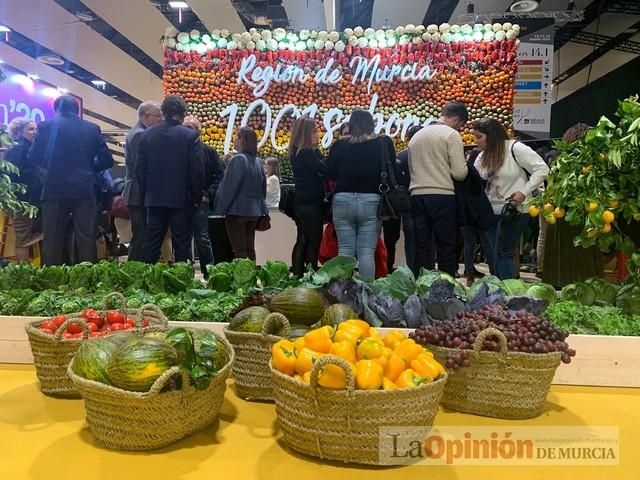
[27,95,114,266]
[122,101,162,261]
[137,95,204,263]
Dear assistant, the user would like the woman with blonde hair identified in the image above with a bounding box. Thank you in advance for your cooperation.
[264,157,281,208]
[6,117,42,261]
[289,116,326,276]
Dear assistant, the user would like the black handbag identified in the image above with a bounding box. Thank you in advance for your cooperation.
[377,137,411,221]
[278,184,296,219]
[256,213,272,232]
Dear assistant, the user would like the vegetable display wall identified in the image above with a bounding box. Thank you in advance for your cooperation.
[162,23,520,175]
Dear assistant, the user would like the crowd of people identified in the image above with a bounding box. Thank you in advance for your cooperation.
[6,93,558,283]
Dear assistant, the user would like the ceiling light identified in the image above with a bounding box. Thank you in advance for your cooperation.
[0,25,11,32]
[510,0,540,12]
[37,54,65,66]
[168,1,189,8]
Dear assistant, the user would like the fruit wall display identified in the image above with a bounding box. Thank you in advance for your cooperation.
[162,23,520,176]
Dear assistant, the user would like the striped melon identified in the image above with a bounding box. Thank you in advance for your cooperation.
[270,288,327,326]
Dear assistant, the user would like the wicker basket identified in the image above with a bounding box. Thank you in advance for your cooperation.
[428,327,562,420]
[271,356,447,465]
[224,312,290,401]
[25,293,168,398]
[68,330,234,451]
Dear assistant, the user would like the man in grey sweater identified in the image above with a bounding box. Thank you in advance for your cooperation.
[408,101,469,276]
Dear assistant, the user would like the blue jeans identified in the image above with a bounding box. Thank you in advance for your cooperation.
[485,213,529,279]
[332,192,381,280]
[463,225,494,274]
[194,202,214,276]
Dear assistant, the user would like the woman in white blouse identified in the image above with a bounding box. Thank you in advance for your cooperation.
[264,157,281,208]
[473,118,549,279]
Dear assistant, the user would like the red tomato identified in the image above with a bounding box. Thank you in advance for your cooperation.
[125,319,136,329]
[89,331,105,338]
[62,332,74,339]
[52,315,66,328]
[71,333,83,339]
[82,308,99,319]
[67,322,83,335]
[40,320,56,331]
[106,311,125,325]
[110,323,126,331]
[143,318,150,327]
[40,328,55,335]
[87,322,98,333]
[121,323,134,330]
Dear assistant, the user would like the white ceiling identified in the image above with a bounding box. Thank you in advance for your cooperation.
[0,0,638,161]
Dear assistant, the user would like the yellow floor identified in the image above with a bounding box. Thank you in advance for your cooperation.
[1,364,639,480]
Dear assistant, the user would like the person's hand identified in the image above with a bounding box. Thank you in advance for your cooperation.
[510,191,526,204]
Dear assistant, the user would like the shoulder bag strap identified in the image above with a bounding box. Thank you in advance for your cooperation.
[510,140,531,179]
[378,136,399,192]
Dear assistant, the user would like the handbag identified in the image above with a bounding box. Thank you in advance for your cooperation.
[278,184,296,219]
[377,137,411,221]
[256,213,271,232]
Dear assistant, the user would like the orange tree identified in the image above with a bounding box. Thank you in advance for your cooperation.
[528,95,640,254]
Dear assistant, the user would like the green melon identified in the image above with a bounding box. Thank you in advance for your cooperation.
[106,339,180,392]
[270,288,327,326]
[320,304,357,327]
[285,324,312,339]
[228,306,270,332]
[72,336,124,385]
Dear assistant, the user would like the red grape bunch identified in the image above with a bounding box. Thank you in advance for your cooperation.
[410,304,576,369]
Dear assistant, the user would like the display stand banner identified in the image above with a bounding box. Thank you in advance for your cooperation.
[162,24,520,172]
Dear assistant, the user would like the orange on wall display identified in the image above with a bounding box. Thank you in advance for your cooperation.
[162,23,520,174]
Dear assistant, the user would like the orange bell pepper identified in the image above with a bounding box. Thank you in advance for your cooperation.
[272,339,296,376]
[410,352,440,379]
[372,355,388,370]
[355,360,384,390]
[395,369,433,388]
[384,354,407,381]
[368,327,382,341]
[394,339,424,363]
[293,373,304,383]
[317,363,356,389]
[293,337,305,354]
[383,330,407,350]
[303,326,334,353]
[302,371,311,384]
[295,347,323,374]
[356,338,385,360]
[330,340,357,363]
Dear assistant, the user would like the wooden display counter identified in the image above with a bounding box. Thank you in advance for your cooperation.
[1,316,638,388]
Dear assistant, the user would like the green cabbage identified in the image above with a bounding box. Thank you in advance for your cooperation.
[526,283,558,305]
[615,284,640,315]
[560,282,596,306]
[502,279,528,296]
[584,277,619,305]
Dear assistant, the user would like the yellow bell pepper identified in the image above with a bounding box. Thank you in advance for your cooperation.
[395,369,433,388]
[355,360,384,390]
[383,330,407,350]
[317,363,356,389]
[410,352,440,379]
[342,319,370,336]
[272,339,296,376]
[368,327,382,341]
[384,354,408,381]
[382,347,393,358]
[302,371,311,384]
[394,339,424,363]
[372,355,388,370]
[382,377,398,390]
[295,348,323,374]
[303,326,334,353]
[334,323,364,345]
[329,340,357,363]
[293,337,305,354]
[293,373,304,383]
[356,338,385,360]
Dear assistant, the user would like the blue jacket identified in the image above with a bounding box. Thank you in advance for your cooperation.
[27,113,114,201]
[215,153,267,217]
[136,119,204,209]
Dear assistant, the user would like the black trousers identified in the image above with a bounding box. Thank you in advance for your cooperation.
[41,197,99,266]
[208,218,234,264]
[128,205,146,261]
[382,217,402,272]
[142,206,195,263]
[292,203,324,276]
[411,194,457,276]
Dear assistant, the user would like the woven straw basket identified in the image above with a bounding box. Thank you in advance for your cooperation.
[428,327,562,420]
[271,356,447,465]
[68,330,234,451]
[224,312,290,401]
[25,293,168,398]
